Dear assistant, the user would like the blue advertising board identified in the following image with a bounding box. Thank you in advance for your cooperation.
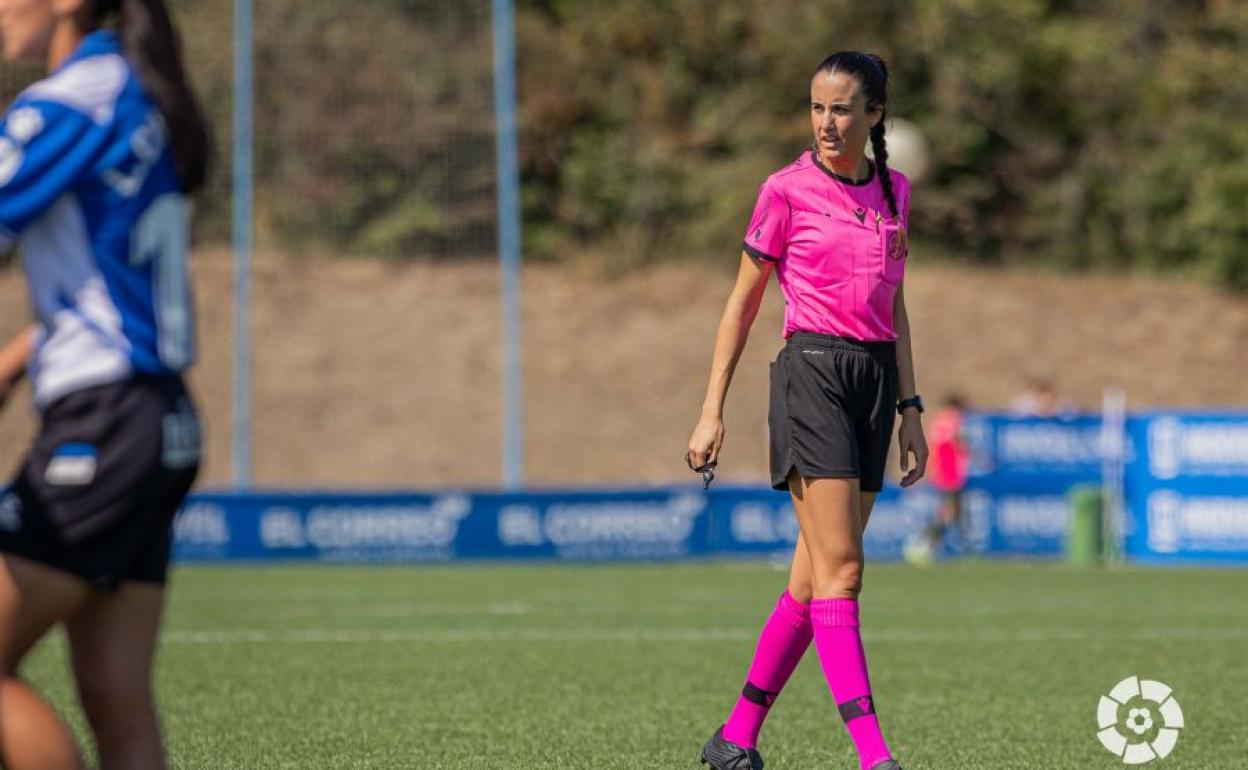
[169,478,1096,564]
[963,413,1106,478]
[961,414,1109,557]
[5,411,1242,566]
[1123,413,1248,565]
[168,413,1125,564]
[172,486,939,564]
[706,485,940,561]
[175,489,714,563]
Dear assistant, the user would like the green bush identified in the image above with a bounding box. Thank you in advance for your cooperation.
[5,0,1242,289]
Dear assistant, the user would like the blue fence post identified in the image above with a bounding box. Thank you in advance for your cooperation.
[492,0,524,490]
[232,0,254,489]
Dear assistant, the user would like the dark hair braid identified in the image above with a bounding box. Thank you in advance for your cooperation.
[869,120,897,220]
[94,0,213,193]
[813,51,899,219]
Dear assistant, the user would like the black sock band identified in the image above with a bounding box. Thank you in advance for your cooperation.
[742,681,779,708]
[838,695,876,723]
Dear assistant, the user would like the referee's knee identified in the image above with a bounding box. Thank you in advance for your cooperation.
[811,556,863,599]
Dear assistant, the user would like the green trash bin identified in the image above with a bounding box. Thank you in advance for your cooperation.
[1067,485,1103,566]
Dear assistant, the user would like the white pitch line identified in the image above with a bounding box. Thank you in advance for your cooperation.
[156,626,1248,645]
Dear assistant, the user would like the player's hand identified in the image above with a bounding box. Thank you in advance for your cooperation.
[686,415,725,471]
[898,411,928,487]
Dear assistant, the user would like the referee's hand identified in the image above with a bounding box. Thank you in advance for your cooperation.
[898,412,928,487]
[687,415,724,472]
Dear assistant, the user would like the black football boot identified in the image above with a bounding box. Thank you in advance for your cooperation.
[700,725,763,770]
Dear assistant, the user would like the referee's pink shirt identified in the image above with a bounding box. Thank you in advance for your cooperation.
[743,151,911,342]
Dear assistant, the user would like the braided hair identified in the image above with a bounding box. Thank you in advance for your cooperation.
[812,52,897,219]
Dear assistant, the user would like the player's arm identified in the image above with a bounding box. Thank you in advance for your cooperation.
[894,280,928,486]
[0,100,103,250]
[687,253,773,468]
[0,325,35,409]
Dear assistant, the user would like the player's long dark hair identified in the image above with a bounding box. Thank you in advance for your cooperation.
[93,0,213,194]
[813,51,897,219]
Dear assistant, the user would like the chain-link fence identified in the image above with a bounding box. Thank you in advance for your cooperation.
[0,1,508,488]
[194,0,498,258]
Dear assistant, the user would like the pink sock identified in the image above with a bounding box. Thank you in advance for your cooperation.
[721,591,813,748]
[810,598,893,770]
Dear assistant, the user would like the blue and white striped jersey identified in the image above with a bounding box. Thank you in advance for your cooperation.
[0,30,194,409]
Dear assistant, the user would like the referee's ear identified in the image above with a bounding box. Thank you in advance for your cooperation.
[867,103,885,130]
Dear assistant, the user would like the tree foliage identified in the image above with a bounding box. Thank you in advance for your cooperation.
[518,0,1248,287]
[4,1,1241,287]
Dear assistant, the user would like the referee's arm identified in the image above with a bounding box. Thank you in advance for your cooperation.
[893,281,928,486]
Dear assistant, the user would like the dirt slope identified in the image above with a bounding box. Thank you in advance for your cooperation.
[1,251,1244,489]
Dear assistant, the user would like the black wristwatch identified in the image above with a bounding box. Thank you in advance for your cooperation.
[897,395,925,415]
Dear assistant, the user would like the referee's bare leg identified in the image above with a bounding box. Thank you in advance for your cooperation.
[789,474,865,598]
[67,581,167,770]
[789,472,896,767]
[0,555,92,770]
[787,491,879,602]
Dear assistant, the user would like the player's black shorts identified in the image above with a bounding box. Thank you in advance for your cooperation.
[769,333,898,493]
[0,376,200,589]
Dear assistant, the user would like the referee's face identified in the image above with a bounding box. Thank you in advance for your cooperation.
[809,71,882,167]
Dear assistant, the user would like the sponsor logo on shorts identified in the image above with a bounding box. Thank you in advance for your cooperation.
[0,493,21,532]
[45,444,98,486]
[162,410,202,470]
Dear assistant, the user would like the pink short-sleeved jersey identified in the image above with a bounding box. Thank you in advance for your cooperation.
[743,151,911,341]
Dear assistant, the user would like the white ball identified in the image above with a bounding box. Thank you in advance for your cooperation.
[869,116,931,182]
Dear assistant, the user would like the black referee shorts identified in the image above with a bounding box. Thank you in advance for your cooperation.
[769,333,899,493]
[0,376,200,590]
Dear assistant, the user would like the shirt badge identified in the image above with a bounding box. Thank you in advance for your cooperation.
[887,228,908,261]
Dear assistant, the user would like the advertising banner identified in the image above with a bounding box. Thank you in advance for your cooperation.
[1123,414,1248,565]
[14,410,1230,566]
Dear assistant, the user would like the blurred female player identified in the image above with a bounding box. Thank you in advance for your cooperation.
[688,52,927,770]
[0,0,210,767]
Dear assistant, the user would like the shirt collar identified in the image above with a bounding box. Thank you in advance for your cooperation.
[810,150,876,187]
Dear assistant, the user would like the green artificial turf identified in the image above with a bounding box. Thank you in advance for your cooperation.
[20,561,1248,769]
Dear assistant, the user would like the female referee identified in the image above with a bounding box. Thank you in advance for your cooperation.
[688,52,927,770]
[0,0,210,768]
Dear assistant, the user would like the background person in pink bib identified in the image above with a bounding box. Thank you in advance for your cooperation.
[687,51,928,770]
[905,395,972,564]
